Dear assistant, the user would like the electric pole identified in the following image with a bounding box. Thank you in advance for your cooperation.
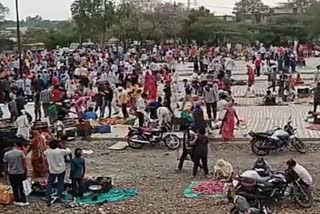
[15,0,22,77]
[187,0,190,10]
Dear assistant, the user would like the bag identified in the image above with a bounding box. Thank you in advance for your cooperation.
[0,185,14,205]
[23,178,32,196]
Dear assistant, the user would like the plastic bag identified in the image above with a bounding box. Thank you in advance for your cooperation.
[23,178,32,196]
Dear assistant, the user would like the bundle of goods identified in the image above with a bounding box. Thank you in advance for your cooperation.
[0,185,14,205]
[99,118,124,126]
[77,121,93,137]
[0,119,14,129]
[32,121,49,131]
[63,118,78,128]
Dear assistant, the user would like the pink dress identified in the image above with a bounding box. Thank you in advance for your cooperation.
[149,74,157,101]
[75,96,89,119]
[221,106,236,141]
[144,71,152,93]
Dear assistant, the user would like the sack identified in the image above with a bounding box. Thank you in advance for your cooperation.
[0,185,14,205]
[23,178,32,196]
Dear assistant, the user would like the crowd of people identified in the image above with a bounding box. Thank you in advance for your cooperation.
[0,41,317,207]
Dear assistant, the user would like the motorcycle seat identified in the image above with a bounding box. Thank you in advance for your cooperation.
[141,127,160,132]
[252,132,273,136]
[257,181,274,188]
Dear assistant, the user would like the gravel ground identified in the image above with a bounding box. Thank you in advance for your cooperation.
[1,141,320,214]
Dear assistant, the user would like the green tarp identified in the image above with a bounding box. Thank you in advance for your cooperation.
[66,188,138,204]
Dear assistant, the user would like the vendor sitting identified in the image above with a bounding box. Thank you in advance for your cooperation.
[263,90,276,105]
[294,73,304,86]
[83,107,98,120]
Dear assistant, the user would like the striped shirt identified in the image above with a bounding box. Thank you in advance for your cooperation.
[40,89,51,104]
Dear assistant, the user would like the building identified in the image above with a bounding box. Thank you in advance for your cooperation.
[215,15,236,22]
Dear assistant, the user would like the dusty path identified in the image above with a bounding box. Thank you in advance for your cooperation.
[1,141,320,214]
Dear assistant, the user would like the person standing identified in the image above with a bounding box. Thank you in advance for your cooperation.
[190,128,209,178]
[15,110,31,141]
[34,92,41,121]
[28,131,48,178]
[221,100,240,141]
[70,148,86,200]
[311,82,320,113]
[15,91,26,115]
[315,65,320,84]
[44,140,72,205]
[203,83,219,124]
[254,57,262,77]
[104,83,113,118]
[118,87,129,118]
[246,64,255,96]
[3,144,29,206]
[136,92,147,127]
[171,81,180,109]
[40,87,51,118]
[180,81,194,111]
[192,102,206,132]
[225,57,236,79]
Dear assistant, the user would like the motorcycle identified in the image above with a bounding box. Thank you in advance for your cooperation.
[127,123,181,150]
[231,169,313,212]
[249,117,306,156]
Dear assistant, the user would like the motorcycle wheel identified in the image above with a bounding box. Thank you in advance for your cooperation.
[164,134,181,150]
[127,134,144,149]
[251,139,270,156]
[291,138,307,154]
[295,186,313,208]
[230,207,240,214]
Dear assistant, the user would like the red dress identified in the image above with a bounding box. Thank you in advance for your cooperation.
[221,106,236,141]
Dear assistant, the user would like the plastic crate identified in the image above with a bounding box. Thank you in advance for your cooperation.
[95,125,111,134]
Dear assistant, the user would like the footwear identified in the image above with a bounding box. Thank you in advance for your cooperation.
[47,196,59,206]
[19,202,30,207]
[113,112,120,115]
[13,202,23,206]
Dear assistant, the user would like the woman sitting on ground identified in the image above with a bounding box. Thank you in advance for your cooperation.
[294,73,304,86]
[214,159,234,182]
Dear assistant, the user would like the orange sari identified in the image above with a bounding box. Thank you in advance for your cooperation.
[31,134,48,178]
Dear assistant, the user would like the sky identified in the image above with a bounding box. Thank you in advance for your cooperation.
[2,0,283,21]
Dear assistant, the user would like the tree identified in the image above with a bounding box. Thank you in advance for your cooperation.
[180,6,212,41]
[25,15,43,23]
[305,1,320,38]
[233,0,270,23]
[71,0,116,46]
[0,2,8,21]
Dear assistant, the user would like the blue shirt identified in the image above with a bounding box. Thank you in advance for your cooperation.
[70,157,85,179]
[84,111,98,120]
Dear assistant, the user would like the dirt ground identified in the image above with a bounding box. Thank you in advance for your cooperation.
[1,141,320,214]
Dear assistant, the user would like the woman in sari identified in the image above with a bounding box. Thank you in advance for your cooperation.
[221,100,239,141]
[28,131,48,178]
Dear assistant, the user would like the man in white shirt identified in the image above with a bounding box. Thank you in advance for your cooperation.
[44,140,72,204]
[225,58,236,79]
[136,92,147,127]
[286,159,312,186]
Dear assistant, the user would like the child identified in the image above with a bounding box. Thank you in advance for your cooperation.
[70,148,85,200]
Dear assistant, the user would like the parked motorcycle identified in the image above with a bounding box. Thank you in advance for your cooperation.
[232,169,313,210]
[249,117,306,156]
[127,123,181,150]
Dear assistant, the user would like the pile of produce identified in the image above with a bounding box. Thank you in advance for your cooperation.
[192,181,225,195]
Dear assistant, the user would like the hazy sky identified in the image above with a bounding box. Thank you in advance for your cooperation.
[2,0,283,20]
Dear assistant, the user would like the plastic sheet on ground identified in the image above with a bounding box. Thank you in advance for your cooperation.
[108,141,128,150]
